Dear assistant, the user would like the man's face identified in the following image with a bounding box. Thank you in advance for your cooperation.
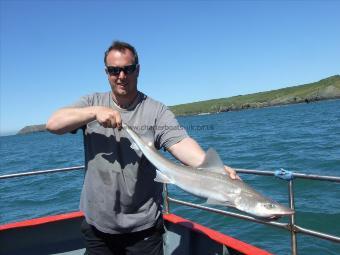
[105,49,139,98]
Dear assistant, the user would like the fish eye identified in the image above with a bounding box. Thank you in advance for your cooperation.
[263,203,276,209]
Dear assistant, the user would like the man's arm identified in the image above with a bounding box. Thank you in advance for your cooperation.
[167,137,238,179]
[46,106,122,135]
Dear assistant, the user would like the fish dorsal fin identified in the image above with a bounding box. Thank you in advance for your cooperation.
[197,148,226,175]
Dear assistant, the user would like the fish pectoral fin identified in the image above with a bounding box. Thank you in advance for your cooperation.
[130,142,141,151]
[154,170,173,184]
[204,198,235,208]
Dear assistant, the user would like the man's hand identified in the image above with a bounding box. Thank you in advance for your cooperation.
[224,165,241,180]
[95,107,122,129]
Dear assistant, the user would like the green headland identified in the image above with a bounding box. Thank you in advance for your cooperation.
[169,75,340,116]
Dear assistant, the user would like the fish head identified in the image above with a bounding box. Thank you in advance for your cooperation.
[234,190,295,219]
[251,200,295,219]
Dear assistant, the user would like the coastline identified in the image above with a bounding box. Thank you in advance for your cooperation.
[12,97,340,136]
[12,74,340,135]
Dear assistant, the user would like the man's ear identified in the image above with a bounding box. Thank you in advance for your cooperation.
[136,64,140,77]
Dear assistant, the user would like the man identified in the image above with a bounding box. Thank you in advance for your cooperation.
[46,41,237,255]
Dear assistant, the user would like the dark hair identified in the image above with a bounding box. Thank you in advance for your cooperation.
[104,41,139,66]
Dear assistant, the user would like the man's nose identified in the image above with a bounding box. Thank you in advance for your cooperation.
[118,70,126,79]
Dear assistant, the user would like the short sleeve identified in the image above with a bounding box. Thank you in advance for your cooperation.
[67,94,94,133]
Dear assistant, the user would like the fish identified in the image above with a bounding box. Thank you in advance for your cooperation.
[122,123,294,219]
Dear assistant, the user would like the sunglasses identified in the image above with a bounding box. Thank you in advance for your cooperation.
[106,64,138,76]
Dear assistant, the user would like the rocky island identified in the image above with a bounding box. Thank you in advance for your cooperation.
[17,124,47,135]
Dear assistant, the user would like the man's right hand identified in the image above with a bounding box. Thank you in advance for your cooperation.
[95,106,122,129]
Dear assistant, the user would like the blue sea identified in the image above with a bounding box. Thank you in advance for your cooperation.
[1,100,339,254]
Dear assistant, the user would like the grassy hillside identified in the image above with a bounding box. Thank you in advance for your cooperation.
[170,75,340,116]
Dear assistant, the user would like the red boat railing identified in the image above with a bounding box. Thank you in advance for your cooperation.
[1,166,340,255]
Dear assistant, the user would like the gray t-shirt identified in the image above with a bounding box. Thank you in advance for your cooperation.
[70,91,188,234]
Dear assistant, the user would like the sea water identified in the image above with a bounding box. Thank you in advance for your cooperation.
[1,99,339,254]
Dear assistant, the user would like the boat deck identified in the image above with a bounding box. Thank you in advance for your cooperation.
[0,211,272,255]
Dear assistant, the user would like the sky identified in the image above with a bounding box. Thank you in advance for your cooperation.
[1,0,339,135]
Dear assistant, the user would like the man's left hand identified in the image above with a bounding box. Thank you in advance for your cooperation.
[224,165,241,180]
